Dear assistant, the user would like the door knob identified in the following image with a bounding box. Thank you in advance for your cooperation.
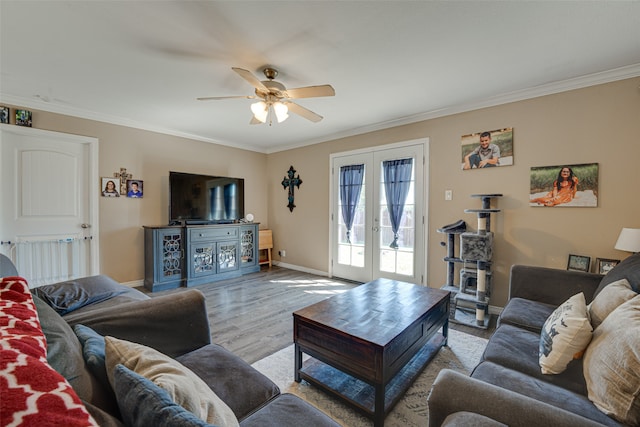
[81,223,91,229]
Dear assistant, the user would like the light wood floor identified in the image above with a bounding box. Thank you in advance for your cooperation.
[140,266,494,364]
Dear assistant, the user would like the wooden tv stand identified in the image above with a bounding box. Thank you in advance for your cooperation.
[143,223,259,292]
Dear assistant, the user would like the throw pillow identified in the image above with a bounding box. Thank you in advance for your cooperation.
[583,294,640,425]
[112,364,214,427]
[0,276,98,427]
[539,292,593,374]
[32,275,127,315]
[104,336,239,427]
[593,252,640,297]
[588,278,636,328]
[74,325,109,390]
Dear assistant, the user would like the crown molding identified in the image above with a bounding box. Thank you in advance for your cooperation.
[3,63,639,155]
[266,63,640,153]
[0,94,267,153]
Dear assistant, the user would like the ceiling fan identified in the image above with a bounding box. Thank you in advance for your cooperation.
[197,67,335,125]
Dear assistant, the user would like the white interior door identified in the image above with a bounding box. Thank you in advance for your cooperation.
[0,124,99,286]
[330,140,426,284]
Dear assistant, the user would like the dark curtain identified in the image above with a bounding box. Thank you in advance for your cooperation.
[339,164,364,244]
[383,158,413,249]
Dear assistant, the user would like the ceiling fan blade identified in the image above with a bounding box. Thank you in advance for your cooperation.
[284,85,335,99]
[287,102,323,122]
[197,95,256,101]
[249,116,263,125]
[232,67,268,92]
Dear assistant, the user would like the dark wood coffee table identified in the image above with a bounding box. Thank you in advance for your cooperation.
[293,278,450,427]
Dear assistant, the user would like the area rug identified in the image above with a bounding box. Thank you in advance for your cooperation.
[251,329,487,426]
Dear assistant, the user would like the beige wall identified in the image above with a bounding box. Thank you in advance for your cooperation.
[3,110,267,283]
[267,77,640,307]
[5,77,638,306]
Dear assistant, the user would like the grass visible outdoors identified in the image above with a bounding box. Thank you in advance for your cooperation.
[530,163,598,194]
[460,128,514,160]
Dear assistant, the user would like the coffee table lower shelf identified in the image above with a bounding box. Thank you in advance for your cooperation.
[297,334,446,420]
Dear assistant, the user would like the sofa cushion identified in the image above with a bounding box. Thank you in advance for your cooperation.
[588,278,636,328]
[32,275,131,315]
[441,412,507,427]
[0,276,98,426]
[239,393,342,427]
[176,343,280,421]
[593,252,640,297]
[481,324,587,395]
[539,292,592,375]
[497,297,556,333]
[472,361,620,426]
[112,364,214,427]
[584,294,640,425]
[105,336,239,426]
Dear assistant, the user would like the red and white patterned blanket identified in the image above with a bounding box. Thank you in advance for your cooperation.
[0,276,97,426]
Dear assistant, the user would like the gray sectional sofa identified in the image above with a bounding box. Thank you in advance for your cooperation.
[1,264,339,427]
[428,253,640,426]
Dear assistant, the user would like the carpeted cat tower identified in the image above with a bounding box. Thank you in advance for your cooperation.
[439,194,501,329]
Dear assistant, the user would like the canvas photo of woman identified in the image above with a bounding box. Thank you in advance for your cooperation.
[529,163,598,207]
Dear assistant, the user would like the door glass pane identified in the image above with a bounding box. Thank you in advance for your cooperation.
[337,164,365,267]
[378,159,415,275]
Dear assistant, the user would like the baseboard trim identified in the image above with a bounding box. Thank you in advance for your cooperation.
[121,279,143,288]
[273,261,329,277]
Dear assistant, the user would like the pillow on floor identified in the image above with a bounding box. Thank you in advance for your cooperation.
[588,278,636,328]
[539,292,592,374]
[584,294,640,425]
[104,336,238,427]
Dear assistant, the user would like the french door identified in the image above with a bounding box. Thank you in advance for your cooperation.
[330,141,426,284]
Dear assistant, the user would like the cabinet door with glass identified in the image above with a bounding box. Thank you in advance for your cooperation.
[240,223,259,273]
[189,241,216,280]
[216,240,240,274]
[144,226,183,292]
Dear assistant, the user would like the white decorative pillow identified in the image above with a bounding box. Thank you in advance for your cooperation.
[584,294,640,425]
[539,292,593,374]
[588,278,636,328]
[104,336,239,427]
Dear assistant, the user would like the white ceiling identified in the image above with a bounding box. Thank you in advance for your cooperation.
[1,1,639,154]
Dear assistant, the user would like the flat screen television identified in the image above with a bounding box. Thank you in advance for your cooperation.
[169,171,245,225]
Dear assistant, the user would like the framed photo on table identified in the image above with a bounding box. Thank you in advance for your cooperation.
[595,258,620,275]
[567,254,591,272]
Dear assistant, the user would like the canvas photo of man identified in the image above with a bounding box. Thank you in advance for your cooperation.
[461,128,514,170]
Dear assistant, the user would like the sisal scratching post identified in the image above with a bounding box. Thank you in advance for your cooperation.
[476,260,487,326]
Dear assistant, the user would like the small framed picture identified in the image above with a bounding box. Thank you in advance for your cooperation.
[596,258,620,275]
[101,177,120,197]
[0,106,9,124]
[15,109,32,127]
[126,180,143,198]
[567,254,591,272]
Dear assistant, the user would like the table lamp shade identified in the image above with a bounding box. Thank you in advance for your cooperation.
[614,228,640,253]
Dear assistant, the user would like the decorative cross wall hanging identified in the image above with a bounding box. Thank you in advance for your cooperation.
[281,165,302,212]
[114,168,132,195]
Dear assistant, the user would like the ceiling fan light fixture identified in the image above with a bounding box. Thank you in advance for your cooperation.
[273,102,289,123]
[251,101,268,123]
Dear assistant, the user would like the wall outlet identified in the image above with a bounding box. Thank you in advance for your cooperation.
[445,190,453,201]
[280,250,286,257]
